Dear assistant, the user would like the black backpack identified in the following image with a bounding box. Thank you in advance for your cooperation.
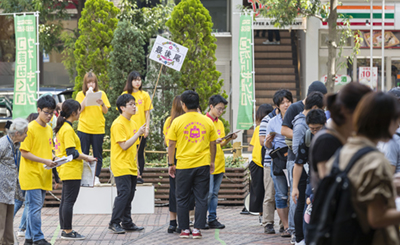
[306,147,376,245]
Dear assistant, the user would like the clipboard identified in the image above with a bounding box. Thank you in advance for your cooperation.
[44,155,73,169]
[80,160,97,187]
[86,91,102,106]
[222,130,241,140]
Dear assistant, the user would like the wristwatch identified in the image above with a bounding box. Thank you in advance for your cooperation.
[168,163,174,167]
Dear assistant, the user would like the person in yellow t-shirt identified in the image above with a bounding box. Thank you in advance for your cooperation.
[167,90,218,239]
[205,95,237,229]
[75,72,111,186]
[19,95,57,245]
[122,71,153,184]
[162,95,187,234]
[249,104,274,222]
[108,94,146,234]
[54,99,96,240]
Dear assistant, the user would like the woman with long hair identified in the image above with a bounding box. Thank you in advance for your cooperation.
[54,99,96,239]
[163,95,185,233]
[75,72,111,186]
[122,71,153,184]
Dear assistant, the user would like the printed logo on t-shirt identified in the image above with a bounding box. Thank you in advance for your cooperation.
[217,129,221,136]
[54,138,61,154]
[137,99,143,105]
[49,138,53,146]
[183,122,206,143]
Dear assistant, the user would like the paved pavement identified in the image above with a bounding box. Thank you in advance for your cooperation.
[13,206,291,245]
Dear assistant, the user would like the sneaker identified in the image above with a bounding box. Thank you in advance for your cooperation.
[262,40,275,45]
[295,240,305,245]
[264,224,275,234]
[203,223,209,230]
[189,220,194,227]
[167,225,177,233]
[258,215,263,226]
[33,239,51,245]
[137,178,144,184]
[108,223,125,234]
[290,233,296,244]
[17,229,26,237]
[61,230,85,240]
[279,226,285,233]
[122,223,144,231]
[179,229,190,238]
[281,228,291,238]
[24,239,33,245]
[192,229,202,239]
[208,220,225,229]
[276,41,281,45]
[94,176,101,186]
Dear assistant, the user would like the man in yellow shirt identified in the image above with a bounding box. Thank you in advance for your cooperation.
[168,90,218,239]
[20,95,57,245]
[108,94,146,234]
[205,95,237,229]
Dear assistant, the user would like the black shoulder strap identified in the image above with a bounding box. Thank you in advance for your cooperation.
[396,132,400,137]
[343,147,376,174]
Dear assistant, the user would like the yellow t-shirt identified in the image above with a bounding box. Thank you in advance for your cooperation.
[76,90,111,134]
[209,116,225,175]
[250,126,263,168]
[110,115,139,177]
[19,120,53,191]
[121,90,153,127]
[163,116,172,147]
[55,122,84,181]
[167,112,219,170]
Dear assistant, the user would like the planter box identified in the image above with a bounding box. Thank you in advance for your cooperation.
[44,167,249,207]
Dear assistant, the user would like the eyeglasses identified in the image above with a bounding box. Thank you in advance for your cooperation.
[127,102,137,107]
[215,107,225,112]
[309,126,323,133]
[42,110,54,116]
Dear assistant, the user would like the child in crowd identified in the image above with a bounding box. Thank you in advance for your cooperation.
[19,95,57,245]
[249,104,273,225]
[206,95,237,229]
[108,94,146,234]
[121,71,153,184]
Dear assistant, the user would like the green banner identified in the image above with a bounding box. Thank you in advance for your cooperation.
[13,15,37,119]
[237,15,254,130]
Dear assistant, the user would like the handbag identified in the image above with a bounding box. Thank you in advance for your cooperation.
[269,146,288,176]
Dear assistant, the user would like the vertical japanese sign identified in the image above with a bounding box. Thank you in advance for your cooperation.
[237,15,254,130]
[149,36,188,72]
[13,15,37,119]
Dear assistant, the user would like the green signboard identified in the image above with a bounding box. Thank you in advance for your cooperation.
[13,15,37,119]
[237,15,254,130]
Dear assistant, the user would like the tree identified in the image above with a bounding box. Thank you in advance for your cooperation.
[166,0,227,113]
[105,20,146,135]
[73,0,120,97]
[258,0,361,92]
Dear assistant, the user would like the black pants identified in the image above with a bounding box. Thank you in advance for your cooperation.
[268,30,280,42]
[176,166,209,230]
[59,180,81,230]
[78,131,104,177]
[137,136,147,177]
[110,175,137,225]
[295,168,308,242]
[249,161,265,213]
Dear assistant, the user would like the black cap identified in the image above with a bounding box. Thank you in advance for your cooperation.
[307,81,327,96]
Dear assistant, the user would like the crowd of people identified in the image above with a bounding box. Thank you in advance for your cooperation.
[2,72,400,244]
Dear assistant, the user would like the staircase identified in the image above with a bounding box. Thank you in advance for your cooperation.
[243,30,301,149]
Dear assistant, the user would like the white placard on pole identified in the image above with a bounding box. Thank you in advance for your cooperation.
[149,36,188,72]
[359,66,378,88]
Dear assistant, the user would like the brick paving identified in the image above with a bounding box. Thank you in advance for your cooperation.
[13,206,291,245]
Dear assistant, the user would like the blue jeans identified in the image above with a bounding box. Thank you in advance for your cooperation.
[25,189,46,242]
[287,159,296,233]
[14,194,28,231]
[208,173,224,222]
[270,163,288,209]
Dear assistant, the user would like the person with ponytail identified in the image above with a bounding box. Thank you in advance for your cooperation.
[54,99,96,240]
[121,71,153,184]
[309,82,371,189]
[75,72,111,186]
[0,118,29,244]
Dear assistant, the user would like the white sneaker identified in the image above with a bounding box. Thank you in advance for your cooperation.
[262,40,275,45]
[276,41,281,45]
[94,176,101,186]
[295,240,305,245]
[17,229,25,237]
